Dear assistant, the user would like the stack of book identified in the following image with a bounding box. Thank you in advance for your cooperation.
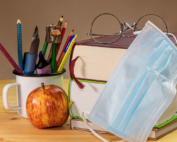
[68,31,177,140]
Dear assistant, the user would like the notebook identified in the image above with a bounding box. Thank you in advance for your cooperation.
[68,79,177,127]
[70,118,177,140]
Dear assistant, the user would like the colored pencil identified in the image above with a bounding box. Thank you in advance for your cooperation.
[58,16,63,27]
[46,23,55,62]
[51,43,57,73]
[56,21,67,56]
[57,35,77,72]
[42,40,48,57]
[42,24,54,57]
[56,35,75,69]
[0,43,23,73]
[56,29,74,71]
[47,44,53,62]
[17,19,23,71]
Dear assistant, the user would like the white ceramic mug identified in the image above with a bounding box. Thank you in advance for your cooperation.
[3,69,65,118]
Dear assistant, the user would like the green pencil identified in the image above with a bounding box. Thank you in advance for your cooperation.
[51,43,57,73]
[42,40,48,56]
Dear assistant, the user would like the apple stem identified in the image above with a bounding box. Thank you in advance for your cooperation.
[41,83,45,90]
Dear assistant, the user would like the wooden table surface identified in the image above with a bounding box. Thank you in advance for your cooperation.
[0,79,176,142]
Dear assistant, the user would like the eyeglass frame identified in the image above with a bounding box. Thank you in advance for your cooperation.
[87,13,169,44]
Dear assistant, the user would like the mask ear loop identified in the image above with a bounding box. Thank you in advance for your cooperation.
[164,33,177,44]
[82,111,126,142]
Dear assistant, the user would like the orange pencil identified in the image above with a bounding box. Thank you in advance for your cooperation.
[56,21,67,56]
[56,29,74,71]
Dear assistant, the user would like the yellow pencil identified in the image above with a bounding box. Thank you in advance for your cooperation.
[57,35,77,72]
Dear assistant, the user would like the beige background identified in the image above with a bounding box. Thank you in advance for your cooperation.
[0,0,177,79]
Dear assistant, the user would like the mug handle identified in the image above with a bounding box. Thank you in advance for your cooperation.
[3,82,22,110]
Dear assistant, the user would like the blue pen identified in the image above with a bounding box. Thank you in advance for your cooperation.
[24,26,40,74]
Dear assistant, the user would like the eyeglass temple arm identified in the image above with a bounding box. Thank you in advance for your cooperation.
[86,33,121,36]
[87,22,137,36]
[133,30,172,37]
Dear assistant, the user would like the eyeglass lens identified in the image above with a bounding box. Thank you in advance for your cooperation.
[90,14,122,44]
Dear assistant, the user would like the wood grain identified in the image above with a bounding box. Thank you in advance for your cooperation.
[0,79,176,142]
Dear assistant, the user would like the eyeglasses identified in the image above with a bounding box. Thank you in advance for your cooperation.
[87,13,169,44]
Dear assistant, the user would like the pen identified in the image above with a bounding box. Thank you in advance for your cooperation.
[24,26,40,74]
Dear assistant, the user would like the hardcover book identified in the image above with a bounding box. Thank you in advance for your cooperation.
[70,31,177,82]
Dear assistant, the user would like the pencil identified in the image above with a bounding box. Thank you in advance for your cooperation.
[47,44,53,62]
[56,29,74,71]
[56,21,67,56]
[56,53,64,70]
[57,35,77,72]
[51,43,57,73]
[47,16,63,67]
[56,34,75,69]
[17,19,23,71]
[58,16,63,27]
[0,43,23,73]
[42,40,48,57]
[42,24,54,57]
[47,23,54,61]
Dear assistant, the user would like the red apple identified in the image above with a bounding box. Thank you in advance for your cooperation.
[26,83,68,129]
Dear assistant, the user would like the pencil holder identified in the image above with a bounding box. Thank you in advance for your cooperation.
[2,68,66,118]
[45,26,61,43]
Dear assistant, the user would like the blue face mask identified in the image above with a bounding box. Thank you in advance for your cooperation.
[82,21,177,142]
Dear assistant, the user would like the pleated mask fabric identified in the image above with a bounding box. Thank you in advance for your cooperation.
[82,21,177,142]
